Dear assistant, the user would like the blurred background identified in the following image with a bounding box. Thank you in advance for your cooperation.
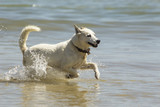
[0,0,160,106]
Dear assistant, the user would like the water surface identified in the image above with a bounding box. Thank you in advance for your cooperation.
[0,0,160,106]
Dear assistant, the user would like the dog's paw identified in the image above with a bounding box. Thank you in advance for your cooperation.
[66,74,72,79]
[66,73,79,79]
[95,71,100,80]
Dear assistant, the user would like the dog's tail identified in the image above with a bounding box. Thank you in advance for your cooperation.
[19,25,41,54]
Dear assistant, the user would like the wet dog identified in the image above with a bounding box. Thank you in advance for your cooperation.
[19,25,100,79]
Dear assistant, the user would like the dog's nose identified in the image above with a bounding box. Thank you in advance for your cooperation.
[96,40,100,44]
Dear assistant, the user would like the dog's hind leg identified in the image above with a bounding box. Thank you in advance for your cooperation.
[80,62,100,80]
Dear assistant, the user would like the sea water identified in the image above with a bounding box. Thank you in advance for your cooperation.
[0,0,160,106]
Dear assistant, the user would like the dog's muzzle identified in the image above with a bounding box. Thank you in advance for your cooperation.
[88,40,101,48]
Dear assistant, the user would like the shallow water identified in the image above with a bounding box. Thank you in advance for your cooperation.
[0,0,160,106]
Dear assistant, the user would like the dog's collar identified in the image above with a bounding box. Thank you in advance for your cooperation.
[75,46,90,55]
[71,42,90,55]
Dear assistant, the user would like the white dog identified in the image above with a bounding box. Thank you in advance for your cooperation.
[19,25,100,79]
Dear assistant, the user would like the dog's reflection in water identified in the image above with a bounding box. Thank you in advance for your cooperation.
[21,79,99,107]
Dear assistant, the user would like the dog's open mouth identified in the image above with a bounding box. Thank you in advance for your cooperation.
[88,42,98,47]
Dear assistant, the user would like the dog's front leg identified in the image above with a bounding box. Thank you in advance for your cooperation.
[80,62,100,79]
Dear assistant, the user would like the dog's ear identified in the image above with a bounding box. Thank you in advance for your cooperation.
[74,25,81,34]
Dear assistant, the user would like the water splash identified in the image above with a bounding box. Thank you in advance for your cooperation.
[3,66,30,81]
[0,25,7,37]
[30,52,48,78]
[0,25,7,32]
[2,53,66,82]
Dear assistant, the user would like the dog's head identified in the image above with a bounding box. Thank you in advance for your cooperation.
[74,25,100,48]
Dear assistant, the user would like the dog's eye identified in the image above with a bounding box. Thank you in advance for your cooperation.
[87,34,91,37]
